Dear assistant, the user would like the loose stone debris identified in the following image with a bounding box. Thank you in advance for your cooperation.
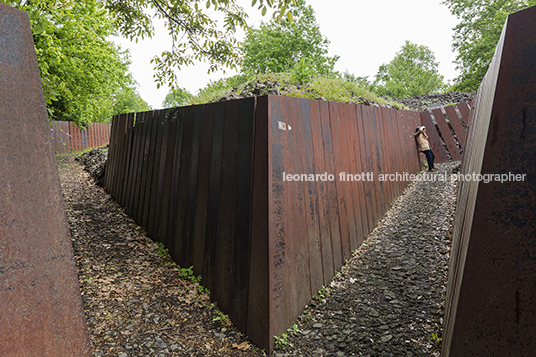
[61,155,459,356]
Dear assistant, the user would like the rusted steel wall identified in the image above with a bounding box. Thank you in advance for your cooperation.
[50,121,111,154]
[50,120,71,154]
[105,96,422,352]
[419,102,473,164]
[0,4,91,356]
[263,97,422,345]
[442,6,536,357]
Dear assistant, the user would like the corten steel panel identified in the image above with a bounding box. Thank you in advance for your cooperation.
[104,115,117,189]
[119,113,135,207]
[202,102,225,293]
[80,126,88,150]
[444,105,467,150]
[160,108,186,254]
[142,110,165,233]
[141,111,159,229]
[456,102,471,127]
[156,110,180,247]
[268,96,312,341]
[175,105,203,268]
[133,111,151,221]
[69,122,79,151]
[355,105,374,237]
[212,100,240,317]
[146,110,166,240]
[191,104,214,274]
[336,102,360,254]
[108,115,122,199]
[0,4,91,356]
[114,114,129,204]
[125,113,143,214]
[289,98,323,302]
[88,124,94,148]
[387,109,400,197]
[372,107,387,217]
[229,98,256,332]
[360,105,380,227]
[319,100,342,280]
[51,121,71,154]
[127,113,142,217]
[308,100,335,284]
[420,110,450,163]
[349,105,369,243]
[328,102,350,265]
[378,108,393,209]
[432,109,462,161]
[442,6,536,357]
[149,113,170,241]
[139,112,157,228]
[266,95,293,342]
[179,106,204,269]
[247,96,270,350]
[318,101,343,275]
[130,112,147,218]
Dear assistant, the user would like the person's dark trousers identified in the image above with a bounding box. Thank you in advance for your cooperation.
[423,149,435,170]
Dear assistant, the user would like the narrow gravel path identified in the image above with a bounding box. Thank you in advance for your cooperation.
[60,158,264,357]
[59,155,458,357]
[275,161,459,357]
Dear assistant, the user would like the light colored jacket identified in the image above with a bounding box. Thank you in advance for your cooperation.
[414,128,431,152]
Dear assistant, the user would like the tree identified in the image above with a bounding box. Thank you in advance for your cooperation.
[443,0,536,91]
[100,0,297,89]
[4,0,138,125]
[162,87,194,108]
[241,0,338,76]
[112,87,152,115]
[373,41,446,98]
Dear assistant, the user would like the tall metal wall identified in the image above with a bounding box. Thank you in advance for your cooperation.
[442,6,536,356]
[0,4,91,356]
[105,95,422,351]
[51,121,111,154]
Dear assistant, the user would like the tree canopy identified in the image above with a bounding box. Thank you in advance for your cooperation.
[240,0,338,76]
[101,0,297,89]
[443,0,536,91]
[112,87,152,115]
[373,41,445,98]
[162,87,194,108]
[4,0,140,124]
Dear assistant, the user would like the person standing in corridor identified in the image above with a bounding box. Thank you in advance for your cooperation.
[414,126,436,172]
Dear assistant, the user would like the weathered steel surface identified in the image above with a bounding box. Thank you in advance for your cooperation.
[442,6,536,357]
[0,4,91,356]
[444,105,466,150]
[50,121,111,154]
[105,95,423,353]
[432,109,462,161]
[51,121,71,154]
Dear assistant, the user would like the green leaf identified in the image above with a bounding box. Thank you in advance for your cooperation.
[286,10,293,22]
[261,5,267,16]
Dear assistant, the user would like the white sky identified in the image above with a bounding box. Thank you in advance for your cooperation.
[112,0,460,109]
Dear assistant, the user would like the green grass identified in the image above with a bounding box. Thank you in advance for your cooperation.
[188,72,408,110]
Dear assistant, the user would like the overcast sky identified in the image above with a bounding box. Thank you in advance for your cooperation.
[113,0,460,109]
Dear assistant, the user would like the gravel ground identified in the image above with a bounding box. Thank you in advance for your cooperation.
[59,156,459,356]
